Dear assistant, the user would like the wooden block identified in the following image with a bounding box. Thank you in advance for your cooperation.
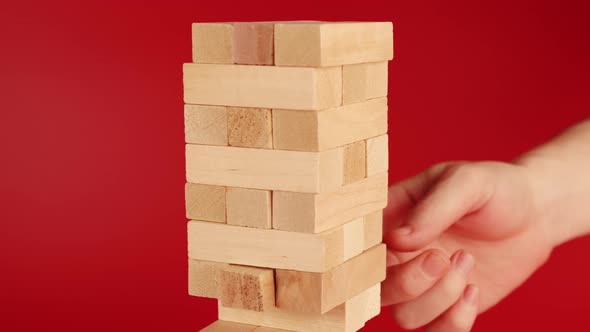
[272,97,388,152]
[219,282,381,332]
[200,320,258,332]
[186,144,343,194]
[342,62,388,104]
[187,216,373,272]
[188,259,227,298]
[275,244,386,314]
[183,63,341,111]
[366,134,389,176]
[227,107,273,149]
[253,327,293,332]
[364,210,383,250]
[192,23,234,64]
[342,141,366,185]
[226,187,272,229]
[185,183,226,222]
[273,172,388,233]
[220,265,275,312]
[274,22,393,67]
[184,104,228,146]
[233,22,274,65]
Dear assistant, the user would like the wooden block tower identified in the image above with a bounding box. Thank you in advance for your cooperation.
[184,21,393,332]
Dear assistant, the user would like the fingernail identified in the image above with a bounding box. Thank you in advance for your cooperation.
[394,225,412,236]
[452,250,474,276]
[421,253,448,278]
[463,285,479,305]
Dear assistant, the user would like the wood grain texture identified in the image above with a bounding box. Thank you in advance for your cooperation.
[219,282,381,332]
[185,183,226,222]
[227,107,273,149]
[186,144,343,194]
[366,134,389,176]
[184,104,228,146]
[342,62,388,104]
[200,320,258,332]
[233,22,274,65]
[342,141,366,185]
[275,244,386,314]
[273,172,388,233]
[188,259,227,298]
[363,210,383,250]
[272,97,388,152]
[226,187,272,229]
[274,22,393,67]
[183,63,341,111]
[220,265,275,312]
[192,23,234,64]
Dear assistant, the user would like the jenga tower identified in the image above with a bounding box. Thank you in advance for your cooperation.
[184,21,393,332]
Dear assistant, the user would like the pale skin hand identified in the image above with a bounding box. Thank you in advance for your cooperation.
[382,119,590,331]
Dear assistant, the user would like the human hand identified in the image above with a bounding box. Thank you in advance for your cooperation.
[382,161,554,331]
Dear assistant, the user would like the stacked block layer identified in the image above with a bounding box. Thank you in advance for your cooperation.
[184,21,393,332]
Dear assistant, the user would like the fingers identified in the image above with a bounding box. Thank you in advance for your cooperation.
[424,285,479,332]
[391,250,474,330]
[386,164,493,252]
[381,249,450,306]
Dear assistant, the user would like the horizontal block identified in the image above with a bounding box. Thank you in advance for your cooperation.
[233,22,274,65]
[253,327,293,332]
[188,259,227,298]
[184,104,228,146]
[366,134,389,176]
[272,97,388,152]
[219,283,381,332]
[342,141,366,185]
[364,210,383,250]
[183,63,341,111]
[187,216,374,272]
[186,144,343,193]
[192,23,234,64]
[226,187,272,229]
[200,320,258,332]
[273,172,388,233]
[342,61,388,104]
[275,244,386,314]
[185,183,226,222]
[227,107,273,149]
[220,265,275,312]
[274,22,393,67]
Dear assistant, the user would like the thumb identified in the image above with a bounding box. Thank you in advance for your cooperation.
[385,164,493,251]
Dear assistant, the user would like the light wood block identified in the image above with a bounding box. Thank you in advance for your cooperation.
[342,62,388,104]
[200,320,258,332]
[253,327,293,332]
[220,265,275,312]
[273,172,388,233]
[272,97,388,152]
[274,22,393,67]
[192,23,234,64]
[183,63,341,111]
[366,134,389,176]
[342,141,366,185]
[226,187,272,229]
[233,22,274,65]
[184,104,228,146]
[186,144,343,194]
[187,216,373,272]
[364,210,383,250]
[185,183,226,222]
[275,244,386,314]
[227,107,273,149]
[188,259,227,298]
[219,282,381,332]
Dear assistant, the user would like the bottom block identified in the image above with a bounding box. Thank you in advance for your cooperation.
[200,321,258,332]
[218,283,381,332]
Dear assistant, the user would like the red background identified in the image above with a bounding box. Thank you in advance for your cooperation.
[1,0,589,331]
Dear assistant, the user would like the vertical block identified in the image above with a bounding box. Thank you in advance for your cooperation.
[227,107,273,149]
[342,217,365,261]
[220,265,275,312]
[185,183,226,222]
[342,141,366,185]
[192,23,234,64]
[345,283,381,331]
[188,259,227,298]
[226,187,272,229]
[184,104,228,146]
[233,22,274,65]
[363,210,383,250]
[342,62,388,104]
[200,320,258,332]
[366,134,389,176]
